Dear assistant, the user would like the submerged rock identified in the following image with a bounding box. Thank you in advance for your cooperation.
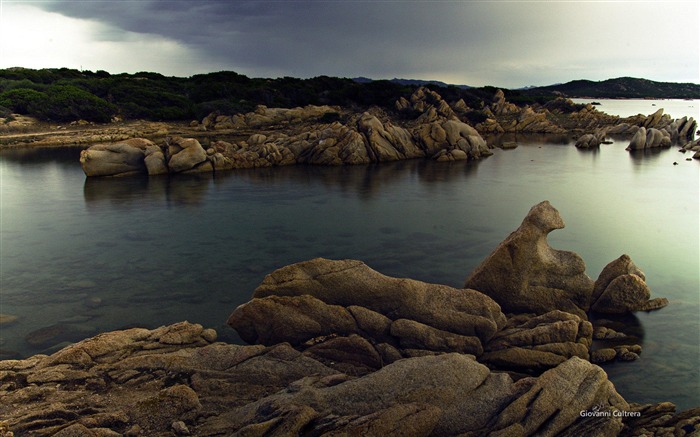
[24,323,97,349]
[0,314,19,326]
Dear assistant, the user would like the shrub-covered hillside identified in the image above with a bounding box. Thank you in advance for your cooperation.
[2,68,696,124]
[0,68,415,123]
[0,68,549,123]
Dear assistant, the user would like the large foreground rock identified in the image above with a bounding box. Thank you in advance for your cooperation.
[249,258,507,340]
[465,201,594,318]
[3,322,695,436]
[227,258,507,373]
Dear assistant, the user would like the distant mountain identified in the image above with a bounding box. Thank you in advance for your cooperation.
[353,77,471,89]
[527,77,700,99]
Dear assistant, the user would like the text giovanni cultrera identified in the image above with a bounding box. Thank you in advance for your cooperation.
[580,405,641,418]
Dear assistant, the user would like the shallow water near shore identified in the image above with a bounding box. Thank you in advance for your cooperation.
[1,100,698,409]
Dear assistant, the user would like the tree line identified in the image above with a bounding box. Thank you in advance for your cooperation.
[0,67,557,124]
[0,68,420,123]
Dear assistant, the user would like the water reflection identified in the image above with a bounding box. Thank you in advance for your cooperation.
[485,132,572,146]
[590,311,646,345]
[83,159,486,206]
[627,147,672,163]
[0,147,83,165]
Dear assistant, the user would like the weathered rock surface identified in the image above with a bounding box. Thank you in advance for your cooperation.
[575,127,609,148]
[165,137,208,173]
[627,126,672,150]
[227,258,506,373]
[81,116,491,177]
[680,138,700,159]
[75,87,698,177]
[591,254,668,314]
[79,141,147,177]
[202,104,340,130]
[2,321,695,436]
[481,310,592,374]
[465,201,595,318]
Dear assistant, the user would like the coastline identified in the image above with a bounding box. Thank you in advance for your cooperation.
[1,201,697,435]
[0,91,700,428]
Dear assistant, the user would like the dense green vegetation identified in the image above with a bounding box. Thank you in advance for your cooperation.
[0,68,424,123]
[1,68,697,124]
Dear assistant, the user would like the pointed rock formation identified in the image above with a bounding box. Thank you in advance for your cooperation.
[464,201,594,318]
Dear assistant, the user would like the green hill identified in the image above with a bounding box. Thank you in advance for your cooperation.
[527,77,700,99]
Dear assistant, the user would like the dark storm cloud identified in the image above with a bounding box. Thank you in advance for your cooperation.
[36,0,503,80]
[28,1,700,86]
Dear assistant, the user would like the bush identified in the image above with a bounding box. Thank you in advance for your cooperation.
[0,88,48,114]
[35,85,116,122]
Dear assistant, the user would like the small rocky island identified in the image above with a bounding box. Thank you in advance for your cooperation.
[75,88,699,177]
[1,201,696,436]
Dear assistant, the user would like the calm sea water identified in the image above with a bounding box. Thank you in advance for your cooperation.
[572,97,699,119]
[1,100,698,409]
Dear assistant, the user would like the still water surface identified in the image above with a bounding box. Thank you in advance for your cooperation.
[1,100,698,408]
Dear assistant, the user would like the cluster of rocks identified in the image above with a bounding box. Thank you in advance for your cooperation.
[679,138,700,159]
[0,201,695,435]
[429,89,569,136]
[80,90,498,176]
[571,107,697,152]
[76,87,699,177]
[201,104,339,130]
[2,322,697,436]
[0,201,695,436]
[230,202,667,376]
[574,127,610,149]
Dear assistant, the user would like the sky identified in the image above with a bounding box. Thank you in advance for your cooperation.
[0,0,698,88]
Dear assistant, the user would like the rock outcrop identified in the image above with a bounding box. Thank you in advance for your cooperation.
[463,201,668,320]
[464,201,595,318]
[481,310,593,374]
[575,127,609,148]
[0,200,694,436]
[75,87,698,177]
[2,321,697,436]
[626,126,672,150]
[202,104,339,130]
[680,138,700,159]
[591,254,669,313]
[80,94,494,177]
[227,258,506,374]
[622,110,696,150]
[79,139,152,177]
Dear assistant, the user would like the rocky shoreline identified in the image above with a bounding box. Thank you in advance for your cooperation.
[77,88,699,177]
[1,201,697,436]
[3,88,698,174]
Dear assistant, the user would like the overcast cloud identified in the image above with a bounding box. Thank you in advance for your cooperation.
[1,0,698,88]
